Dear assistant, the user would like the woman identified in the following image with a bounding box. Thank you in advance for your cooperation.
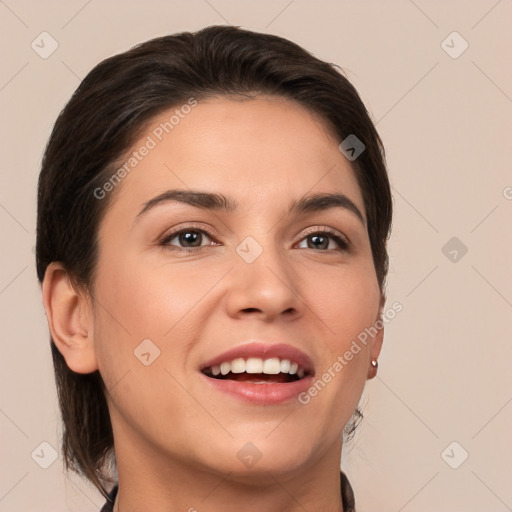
[36,25,392,511]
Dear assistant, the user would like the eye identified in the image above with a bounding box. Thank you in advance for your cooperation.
[159,225,349,253]
[296,228,350,251]
[160,226,217,251]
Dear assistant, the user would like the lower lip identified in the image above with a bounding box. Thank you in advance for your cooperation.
[200,373,314,405]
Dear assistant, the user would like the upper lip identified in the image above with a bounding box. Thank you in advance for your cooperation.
[200,341,315,375]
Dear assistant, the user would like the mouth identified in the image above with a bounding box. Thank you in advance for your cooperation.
[199,342,315,404]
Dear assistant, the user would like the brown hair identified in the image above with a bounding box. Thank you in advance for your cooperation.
[36,25,392,498]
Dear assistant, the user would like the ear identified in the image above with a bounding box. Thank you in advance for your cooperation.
[42,262,98,374]
[367,292,385,380]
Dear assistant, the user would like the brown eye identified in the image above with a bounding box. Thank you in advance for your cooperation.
[175,230,203,247]
[297,230,349,251]
[308,234,329,250]
[161,228,216,251]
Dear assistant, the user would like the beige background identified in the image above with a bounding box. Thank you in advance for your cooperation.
[1,1,511,511]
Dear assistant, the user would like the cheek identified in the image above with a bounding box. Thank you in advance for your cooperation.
[306,258,381,343]
[302,260,380,406]
[94,248,216,339]
[91,252,230,389]
[90,260,203,432]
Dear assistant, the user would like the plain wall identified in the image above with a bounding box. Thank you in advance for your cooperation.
[0,1,511,510]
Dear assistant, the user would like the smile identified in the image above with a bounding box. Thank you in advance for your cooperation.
[202,357,307,382]
[199,342,315,404]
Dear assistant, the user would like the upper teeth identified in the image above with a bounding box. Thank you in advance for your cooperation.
[210,357,305,378]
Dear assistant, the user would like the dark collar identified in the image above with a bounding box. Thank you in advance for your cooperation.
[341,470,356,511]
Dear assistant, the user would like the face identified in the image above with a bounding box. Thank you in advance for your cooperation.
[88,96,383,479]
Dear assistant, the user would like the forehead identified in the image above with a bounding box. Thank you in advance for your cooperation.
[103,95,364,220]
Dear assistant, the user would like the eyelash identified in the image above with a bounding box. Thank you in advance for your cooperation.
[159,224,350,253]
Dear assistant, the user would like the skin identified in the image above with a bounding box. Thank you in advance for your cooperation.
[43,95,384,512]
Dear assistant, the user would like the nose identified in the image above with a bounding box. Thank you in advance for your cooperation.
[224,242,303,323]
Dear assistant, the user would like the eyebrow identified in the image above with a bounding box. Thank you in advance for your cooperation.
[135,189,365,225]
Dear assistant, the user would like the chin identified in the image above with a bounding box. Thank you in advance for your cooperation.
[196,432,319,483]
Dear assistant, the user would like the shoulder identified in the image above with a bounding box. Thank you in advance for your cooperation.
[99,484,118,512]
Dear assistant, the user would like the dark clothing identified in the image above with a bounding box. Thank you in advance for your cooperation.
[100,471,356,511]
[341,471,356,512]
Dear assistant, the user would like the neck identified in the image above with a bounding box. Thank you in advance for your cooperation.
[111,432,344,512]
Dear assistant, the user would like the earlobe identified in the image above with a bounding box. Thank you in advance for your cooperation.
[42,262,98,374]
[367,294,385,380]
